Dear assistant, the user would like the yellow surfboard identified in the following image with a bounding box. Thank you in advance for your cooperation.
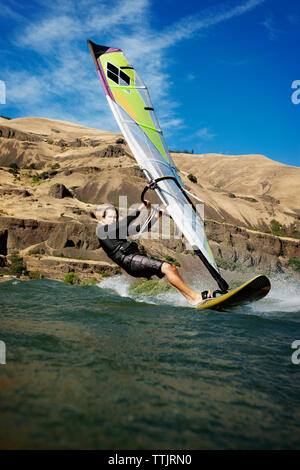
[197,275,271,310]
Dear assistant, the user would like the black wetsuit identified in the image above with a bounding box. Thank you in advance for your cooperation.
[97,210,164,279]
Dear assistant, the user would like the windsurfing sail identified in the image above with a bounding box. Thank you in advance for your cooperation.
[87,40,228,293]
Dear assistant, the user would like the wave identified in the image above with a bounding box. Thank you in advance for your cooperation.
[250,274,300,316]
[97,275,187,307]
[97,273,300,316]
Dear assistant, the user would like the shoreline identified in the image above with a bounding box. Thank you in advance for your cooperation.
[1,261,299,288]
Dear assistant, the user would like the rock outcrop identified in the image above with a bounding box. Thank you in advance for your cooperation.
[0,215,299,281]
[48,183,73,199]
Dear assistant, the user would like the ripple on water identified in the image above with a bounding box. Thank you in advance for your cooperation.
[1,276,300,449]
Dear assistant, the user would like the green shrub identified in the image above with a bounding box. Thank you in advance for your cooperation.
[164,255,181,267]
[169,149,194,154]
[32,175,41,183]
[95,270,116,277]
[63,271,80,285]
[82,278,97,286]
[101,272,111,278]
[29,271,43,280]
[215,258,247,272]
[187,173,197,184]
[22,163,36,170]
[129,279,174,295]
[8,252,28,275]
[270,219,286,237]
[8,163,19,176]
[216,258,235,271]
[9,163,18,170]
[28,249,40,255]
[288,258,300,272]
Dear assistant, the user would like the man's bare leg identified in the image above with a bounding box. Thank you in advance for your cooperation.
[161,262,210,305]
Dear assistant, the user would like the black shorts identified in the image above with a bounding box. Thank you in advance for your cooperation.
[121,253,165,279]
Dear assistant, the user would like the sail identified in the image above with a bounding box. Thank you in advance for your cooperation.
[87,40,228,292]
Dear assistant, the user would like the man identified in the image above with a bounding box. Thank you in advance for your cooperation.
[97,201,211,305]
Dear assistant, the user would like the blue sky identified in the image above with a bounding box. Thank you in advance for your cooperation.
[0,0,299,167]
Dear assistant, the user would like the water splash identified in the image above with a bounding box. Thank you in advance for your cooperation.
[97,273,300,315]
[248,274,300,316]
[97,274,188,307]
[97,275,131,298]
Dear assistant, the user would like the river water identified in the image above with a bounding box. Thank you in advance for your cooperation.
[0,275,300,449]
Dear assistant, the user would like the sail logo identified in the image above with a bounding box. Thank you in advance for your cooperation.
[0,340,6,364]
[291,80,300,105]
[0,80,6,104]
[107,62,131,87]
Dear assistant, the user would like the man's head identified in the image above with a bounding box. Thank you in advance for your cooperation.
[102,207,119,225]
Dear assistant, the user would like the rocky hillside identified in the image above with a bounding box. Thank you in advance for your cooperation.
[0,116,299,285]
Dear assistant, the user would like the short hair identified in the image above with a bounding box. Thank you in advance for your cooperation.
[103,206,119,221]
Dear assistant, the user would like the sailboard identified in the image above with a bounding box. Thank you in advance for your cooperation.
[197,275,271,310]
[87,40,233,295]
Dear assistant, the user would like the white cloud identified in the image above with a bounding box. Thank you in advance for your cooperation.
[4,0,266,134]
[20,16,83,49]
[196,127,216,141]
[262,17,284,40]
[18,0,150,52]
[187,74,196,81]
[0,2,25,21]
[6,71,50,105]
[152,0,266,48]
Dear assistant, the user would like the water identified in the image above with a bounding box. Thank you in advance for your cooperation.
[0,275,300,449]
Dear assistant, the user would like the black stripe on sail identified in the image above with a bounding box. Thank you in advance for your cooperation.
[87,40,110,69]
[144,107,154,111]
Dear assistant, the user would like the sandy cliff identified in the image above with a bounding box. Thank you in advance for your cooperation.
[0,116,299,283]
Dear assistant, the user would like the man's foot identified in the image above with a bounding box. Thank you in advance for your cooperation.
[189,290,212,306]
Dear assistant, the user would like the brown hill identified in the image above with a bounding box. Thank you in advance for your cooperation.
[0,116,299,283]
[173,153,300,233]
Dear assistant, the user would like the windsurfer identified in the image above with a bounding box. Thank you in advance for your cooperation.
[97,201,212,305]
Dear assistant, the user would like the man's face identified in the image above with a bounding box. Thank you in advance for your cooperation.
[103,209,118,225]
